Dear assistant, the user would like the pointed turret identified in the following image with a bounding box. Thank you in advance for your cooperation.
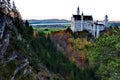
[81,12,84,31]
[77,6,80,15]
[104,15,108,28]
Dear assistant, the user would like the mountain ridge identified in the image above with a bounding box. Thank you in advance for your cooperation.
[28,19,70,24]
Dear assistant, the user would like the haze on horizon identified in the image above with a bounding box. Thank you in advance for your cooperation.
[14,0,120,21]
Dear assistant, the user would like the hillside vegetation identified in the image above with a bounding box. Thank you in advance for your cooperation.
[0,12,95,80]
[87,27,120,80]
[0,0,120,79]
[50,26,120,80]
[1,13,120,80]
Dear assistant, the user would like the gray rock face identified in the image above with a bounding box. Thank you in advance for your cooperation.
[0,33,10,57]
[0,15,5,38]
[0,0,29,80]
[11,59,29,80]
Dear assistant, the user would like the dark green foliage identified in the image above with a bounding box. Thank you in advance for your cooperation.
[15,23,95,80]
[30,32,95,80]
[2,17,97,80]
[87,27,120,80]
[72,30,94,39]
[3,14,120,80]
[25,20,29,27]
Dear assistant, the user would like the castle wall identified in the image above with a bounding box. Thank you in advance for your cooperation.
[82,21,93,31]
[71,7,108,38]
[71,19,107,37]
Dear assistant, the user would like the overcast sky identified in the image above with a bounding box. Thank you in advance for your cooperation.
[14,0,120,21]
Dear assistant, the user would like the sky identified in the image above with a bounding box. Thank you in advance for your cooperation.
[14,0,120,21]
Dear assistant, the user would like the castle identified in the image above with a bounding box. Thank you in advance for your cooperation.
[71,6,109,37]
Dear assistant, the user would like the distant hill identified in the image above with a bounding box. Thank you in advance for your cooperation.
[109,21,120,27]
[28,19,71,24]
[29,20,120,27]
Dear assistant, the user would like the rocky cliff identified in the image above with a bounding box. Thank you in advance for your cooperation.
[0,0,56,80]
[0,0,29,80]
[0,1,96,80]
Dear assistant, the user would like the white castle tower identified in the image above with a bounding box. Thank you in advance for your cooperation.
[71,6,109,38]
[77,6,80,15]
[104,15,108,28]
[71,6,93,32]
[81,12,83,31]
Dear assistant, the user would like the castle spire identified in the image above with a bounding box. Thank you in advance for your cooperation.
[104,15,108,27]
[77,6,80,15]
[81,12,83,31]
[81,12,83,15]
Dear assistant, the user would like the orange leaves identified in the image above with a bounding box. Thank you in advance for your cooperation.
[78,51,86,64]
[69,56,76,63]
[68,38,92,52]
[50,30,92,67]
[33,31,37,38]
[67,38,92,66]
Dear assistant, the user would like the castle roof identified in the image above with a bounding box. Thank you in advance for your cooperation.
[73,15,93,21]
[95,23,104,26]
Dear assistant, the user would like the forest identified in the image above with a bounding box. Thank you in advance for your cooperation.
[22,22,120,80]
[0,0,119,79]
[21,21,120,80]
[0,18,120,80]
